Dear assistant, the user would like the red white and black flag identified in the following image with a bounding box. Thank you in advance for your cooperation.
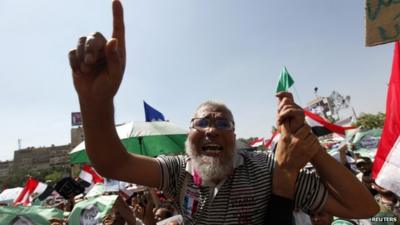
[14,177,53,206]
[264,131,280,150]
[249,137,265,147]
[304,110,355,136]
[372,41,400,196]
[79,164,104,188]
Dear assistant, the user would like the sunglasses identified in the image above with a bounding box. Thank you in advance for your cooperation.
[190,117,235,131]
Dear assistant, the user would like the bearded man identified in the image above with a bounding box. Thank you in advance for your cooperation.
[68,1,378,224]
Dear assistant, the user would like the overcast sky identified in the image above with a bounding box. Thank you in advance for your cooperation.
[0,0,393,160]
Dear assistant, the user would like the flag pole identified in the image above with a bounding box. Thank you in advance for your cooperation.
[292,86,303,107]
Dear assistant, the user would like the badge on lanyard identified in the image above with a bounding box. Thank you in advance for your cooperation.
[183,186,199,216]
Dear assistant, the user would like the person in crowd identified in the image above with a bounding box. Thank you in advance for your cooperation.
[355,157,376,195]
[68,0,378,224]
[154,204,174,222]
[103,196,145,225]
[371,182,400,225]
[49,218,64,225]
[337,143,359,173]
[310,211,333,225]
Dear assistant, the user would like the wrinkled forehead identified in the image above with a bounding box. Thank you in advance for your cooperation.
[194,105,234,121]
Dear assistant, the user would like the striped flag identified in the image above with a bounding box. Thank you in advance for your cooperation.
[265,131,280,150]
[372,41,400,196]
[14,177,53,206]
[79,164,104,188]
[249,137,265,147]
[267,111,355,152]
[304,110,356,136]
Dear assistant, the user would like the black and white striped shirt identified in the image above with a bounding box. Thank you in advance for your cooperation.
[157,150,327,225]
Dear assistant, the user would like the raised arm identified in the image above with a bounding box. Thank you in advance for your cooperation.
[68,0,161,188]
[272,92,378,218]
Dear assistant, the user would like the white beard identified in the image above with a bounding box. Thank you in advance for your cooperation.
[185,140,235,186]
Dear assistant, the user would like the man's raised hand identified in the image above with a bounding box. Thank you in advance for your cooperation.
[68,0,126,102]
[275,92,321,172]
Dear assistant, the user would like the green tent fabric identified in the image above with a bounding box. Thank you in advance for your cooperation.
[69,121,187,164]
[0,206,63,225]
[68,195,118,225]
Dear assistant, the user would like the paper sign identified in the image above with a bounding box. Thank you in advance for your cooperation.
[104,178,120,193]
[366,0,400,46]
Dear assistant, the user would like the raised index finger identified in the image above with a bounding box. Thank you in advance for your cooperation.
[112,0,125,53]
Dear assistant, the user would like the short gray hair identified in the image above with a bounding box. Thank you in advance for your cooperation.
[194,101,235,122]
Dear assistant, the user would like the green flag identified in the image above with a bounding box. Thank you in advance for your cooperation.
[0,206,63,225]
[276,66,295,93]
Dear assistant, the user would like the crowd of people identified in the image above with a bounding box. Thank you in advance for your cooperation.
[306,142,400,225]
[36,185,181,225]
[2,138,398,225]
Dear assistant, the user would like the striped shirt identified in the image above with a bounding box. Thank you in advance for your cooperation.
[157,150,327,225]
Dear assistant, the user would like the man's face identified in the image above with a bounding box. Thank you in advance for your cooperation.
[154,208,170,221]
[186,105,236,185]
[310,212,333,225]
[357,161,372,173]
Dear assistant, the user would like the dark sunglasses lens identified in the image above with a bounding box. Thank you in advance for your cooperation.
[215,119,231,130]
[194,118,209,128]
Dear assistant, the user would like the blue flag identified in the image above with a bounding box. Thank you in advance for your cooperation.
[144,101,166,122]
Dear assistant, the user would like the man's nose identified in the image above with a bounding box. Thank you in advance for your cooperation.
[204,125,219,137]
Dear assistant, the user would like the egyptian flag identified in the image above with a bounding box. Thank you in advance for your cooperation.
[249,137,265,147]
[304,110,355,136]
[264,131,280,150]
[13,177,53,206]
[79,164,104,188]
[372,41,400,196]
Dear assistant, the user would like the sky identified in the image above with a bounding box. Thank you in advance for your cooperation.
[0,0,393,161]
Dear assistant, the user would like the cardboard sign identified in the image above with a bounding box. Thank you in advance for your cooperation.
[366,0,400,46]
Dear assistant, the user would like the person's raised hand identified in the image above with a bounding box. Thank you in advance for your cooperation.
[68,0,126,103]
[274,92,322,172]
[275,124,321,173]
[276,92,304,134]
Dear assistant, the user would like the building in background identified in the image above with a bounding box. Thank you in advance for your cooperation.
[306,96,334,121]
[13,144,71,172]
[0,161,13,181]
[71,127,84,149]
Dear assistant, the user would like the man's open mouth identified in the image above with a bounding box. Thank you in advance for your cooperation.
[202,144,223,154]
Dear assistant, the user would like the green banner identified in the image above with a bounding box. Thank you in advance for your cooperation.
[68,195,118,225]
[0,206,63,225]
